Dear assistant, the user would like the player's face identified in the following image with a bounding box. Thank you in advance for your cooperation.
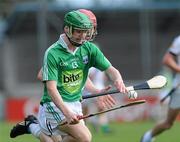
[86,27,94,41]
[71,28,89,44]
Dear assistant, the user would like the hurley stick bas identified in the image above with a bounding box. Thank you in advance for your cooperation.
[83,75,167,99]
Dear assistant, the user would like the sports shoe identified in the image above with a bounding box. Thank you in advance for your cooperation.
[10,115,38,138]
[140,132,155,142]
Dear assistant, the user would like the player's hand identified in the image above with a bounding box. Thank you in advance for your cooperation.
[96,85,116,110]
[64,111,79,125]
[114,79,128,94]
[97,95,116,110]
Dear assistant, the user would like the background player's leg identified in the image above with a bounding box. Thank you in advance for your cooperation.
[151,108,179,137]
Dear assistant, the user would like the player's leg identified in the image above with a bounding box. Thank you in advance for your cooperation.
[98,113,111,133]
[155,89,180,135]
[140,108,179,142]
[59,120,92,142]
[150,90,180,137]
[85,98,99,132]
[30,123,56,142]
[10,115,58,142]
[40,101,91,142]
[10,115,38,138]
[51,135,63,142]
[37,104,63,142]
[151,108,179,137]
[39,133,55,142]
[141,90,180,142]
[29,118,62,142]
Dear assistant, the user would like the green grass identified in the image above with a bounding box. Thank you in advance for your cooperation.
[1,121,180,142]
[0,121,38,142]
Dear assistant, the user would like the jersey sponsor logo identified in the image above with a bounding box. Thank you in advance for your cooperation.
[63,73,80,83]
[83,55,88,64]
[62,70,83,94]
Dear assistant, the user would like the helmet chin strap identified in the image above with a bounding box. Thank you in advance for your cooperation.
[66,34,84,47]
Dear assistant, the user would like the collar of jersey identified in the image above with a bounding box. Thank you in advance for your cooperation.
[58,34,79,55]
[58,34,68,49]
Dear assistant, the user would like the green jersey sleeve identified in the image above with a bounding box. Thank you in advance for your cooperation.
[43,49,58,81]
[90,43,111,71]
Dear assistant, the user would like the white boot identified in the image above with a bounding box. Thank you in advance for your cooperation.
[140,130,155,142]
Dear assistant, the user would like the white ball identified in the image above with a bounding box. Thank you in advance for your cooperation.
[128,90,138,99]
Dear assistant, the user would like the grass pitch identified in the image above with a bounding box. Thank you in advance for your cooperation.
[1,121,180,142]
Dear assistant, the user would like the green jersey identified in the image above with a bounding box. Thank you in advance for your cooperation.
[41,36,111,103]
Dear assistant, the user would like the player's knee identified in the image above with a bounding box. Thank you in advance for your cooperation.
[40,136,54,142]
[39,132,54,142]
[83,133,92,142]
[51,135,62,142]
[80,134,92,142]
[76,131,92,142]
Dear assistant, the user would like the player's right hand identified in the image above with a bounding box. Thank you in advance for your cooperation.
[114,79,128,94]
[64,111,79,125]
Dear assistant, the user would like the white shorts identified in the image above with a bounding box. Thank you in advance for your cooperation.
[169,88,180,109]
[37,101,83,136]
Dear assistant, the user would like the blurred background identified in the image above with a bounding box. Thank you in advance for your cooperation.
[0,0,180,142]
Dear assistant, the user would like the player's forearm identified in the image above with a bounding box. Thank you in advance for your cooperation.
[46,81,70,116]
[105,66,127,93]
[85,77,100,94]
[105,66,124,85]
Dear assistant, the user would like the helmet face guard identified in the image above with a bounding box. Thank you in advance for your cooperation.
[65,26,91,46]
[64,11,93,46]
[87,26,97,41]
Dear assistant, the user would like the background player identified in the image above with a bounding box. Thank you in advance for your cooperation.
[82,67,112,133]
[140,35,180,142]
